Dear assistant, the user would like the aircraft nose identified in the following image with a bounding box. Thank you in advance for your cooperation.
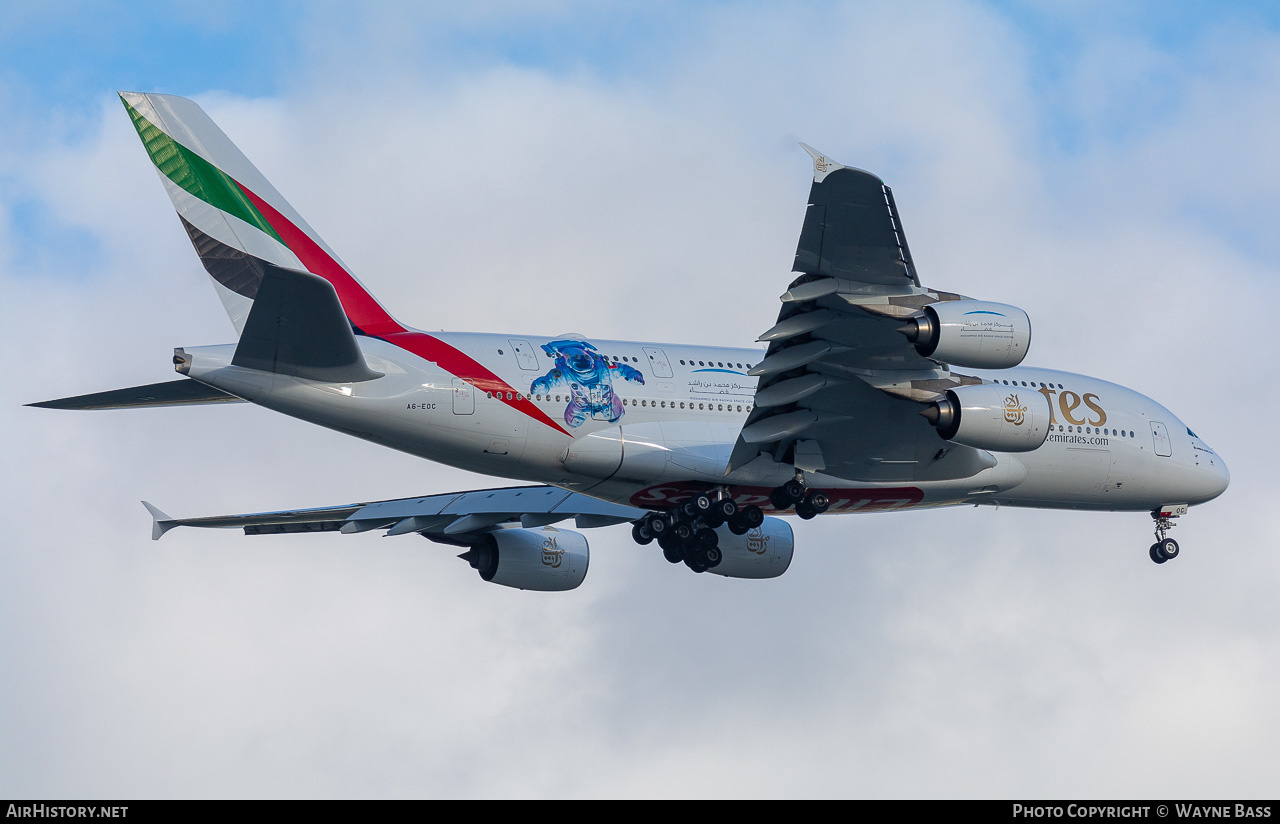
[1208,455,1230,499]
[1190,453,1230,504]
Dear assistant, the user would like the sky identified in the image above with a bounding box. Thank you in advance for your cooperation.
[2,0,1278,799]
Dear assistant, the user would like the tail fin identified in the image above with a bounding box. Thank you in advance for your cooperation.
[120,92,403,337]
[141,501,177,541]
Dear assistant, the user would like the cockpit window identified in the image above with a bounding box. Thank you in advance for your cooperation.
[1187,428,1198,438]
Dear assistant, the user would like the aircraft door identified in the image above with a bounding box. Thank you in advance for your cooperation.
[508,339,540,371]
[642,347,673,378]
[1150,421,1172,457]
[452,378,474,415]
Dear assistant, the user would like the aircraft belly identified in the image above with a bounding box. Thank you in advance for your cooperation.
[559,420,743,485]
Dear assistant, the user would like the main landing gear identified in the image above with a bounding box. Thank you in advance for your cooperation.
[630,479,832,573]
[768,477,830,520]
[1148,507,1184,564]
[630,489,764,573]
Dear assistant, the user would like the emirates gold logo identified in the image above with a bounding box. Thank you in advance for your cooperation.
[814,156,830,174]
[1003,393,1027,426]
[541,535,564,568]
[746,527,769,555]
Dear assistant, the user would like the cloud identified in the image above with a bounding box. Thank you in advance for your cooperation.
[2,1,1276,798]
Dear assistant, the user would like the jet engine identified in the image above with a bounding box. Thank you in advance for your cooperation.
[921,383,1050,453]
[458,526,589,591]
[901,300,1031,369]
[708,516,794,579]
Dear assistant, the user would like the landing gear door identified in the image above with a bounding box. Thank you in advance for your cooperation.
[642,347,673,378]
[1150,421,1172,457]
[452,378,474,415]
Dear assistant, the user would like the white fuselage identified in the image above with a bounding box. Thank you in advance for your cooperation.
[179,329,1229,517]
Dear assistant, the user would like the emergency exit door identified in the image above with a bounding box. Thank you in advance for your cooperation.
[1150,421,1171,457]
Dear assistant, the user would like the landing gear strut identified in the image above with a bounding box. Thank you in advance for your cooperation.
[1148,506,1185,564]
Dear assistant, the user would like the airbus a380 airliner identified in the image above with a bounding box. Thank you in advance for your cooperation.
[31,93,1229,590]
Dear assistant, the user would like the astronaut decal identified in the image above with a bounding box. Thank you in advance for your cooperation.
[531,339,645,428]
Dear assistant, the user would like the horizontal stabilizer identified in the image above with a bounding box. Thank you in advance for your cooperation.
[142,501,179,541]
[232,263,382,382]
[28,379,244,410]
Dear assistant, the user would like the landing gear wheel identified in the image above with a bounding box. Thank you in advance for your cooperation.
[1158,538,1179,560]
[658,534,682,562]
[684,551,709,573]
[691,493,713,514]
[740,505,764,529]
[805,491,830,514]
[782,479,806,504]
[714,498,738,521]
[695,527,719,548]
[1149,543,1168,564]
[796,501,817,520]
[648,515,670,537]
[728,519,750,535]
[704,545,723,568]
[673,522,693,541]
[632,522,653,545]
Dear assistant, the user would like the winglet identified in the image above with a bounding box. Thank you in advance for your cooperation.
[142,501,178,541]
[799,143,846,183]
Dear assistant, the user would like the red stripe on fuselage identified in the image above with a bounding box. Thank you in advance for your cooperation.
[237,183,400,335]
[235,182,571,436]
[382,330,570,435]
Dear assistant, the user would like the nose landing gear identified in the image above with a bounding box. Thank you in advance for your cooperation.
[1148,505,1186,564]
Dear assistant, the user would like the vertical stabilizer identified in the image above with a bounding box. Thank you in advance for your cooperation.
[120,92,400,337]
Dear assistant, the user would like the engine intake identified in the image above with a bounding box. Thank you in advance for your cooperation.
[459,526,589,591]
[922,383,1049,453]
[901,300,1031,369]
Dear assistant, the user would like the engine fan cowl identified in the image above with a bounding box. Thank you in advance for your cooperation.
[459,526,589,591]
[709,516,794,579]
[922,383,1050,453]
[902,300,1031,369]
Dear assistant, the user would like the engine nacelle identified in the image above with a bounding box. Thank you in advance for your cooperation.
[709,516,794,580]
[902,300,1031,369]
[922,383,1050,453]
[459,526,589,591]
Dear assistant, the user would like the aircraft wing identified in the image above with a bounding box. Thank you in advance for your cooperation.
[143,485,645,542]
[729,147,991,482]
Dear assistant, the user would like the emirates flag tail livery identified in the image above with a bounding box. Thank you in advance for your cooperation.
[30,92,1230,590]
